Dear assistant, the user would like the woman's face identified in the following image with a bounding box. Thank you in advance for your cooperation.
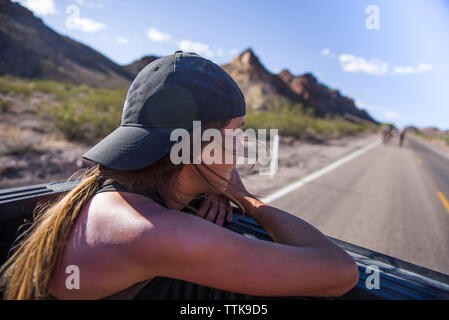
[221,115,245,168]
[195,116,245,192]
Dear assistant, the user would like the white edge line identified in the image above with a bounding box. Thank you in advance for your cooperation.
[261,138,382,204]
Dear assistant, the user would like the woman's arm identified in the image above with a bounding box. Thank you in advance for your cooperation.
[226,169,352,250]
[129,208,358,297]
[240,195,354,256]
[121,190,359,298]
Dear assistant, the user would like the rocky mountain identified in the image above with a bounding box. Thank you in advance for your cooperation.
[278,69,374,122]
[122,55,159,78]
[419,127,449,136]
[0,0,132,87]
[221,48,303,111]
[0,0,375,122]
[222,48,375,123]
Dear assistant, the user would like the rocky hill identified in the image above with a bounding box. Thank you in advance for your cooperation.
[122,55,159,78]
[0,0,132,88]
[221,48,303,110]
[0,0,375,122]
[222,48,375,123]
[278,69,374,122]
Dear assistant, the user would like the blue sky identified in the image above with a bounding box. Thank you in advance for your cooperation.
[13,0,449,129]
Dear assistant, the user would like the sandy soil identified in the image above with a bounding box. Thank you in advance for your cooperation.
[0,90,380,191]
[0,140,92,189]
[0,91,93,189]
[0,120,378,192]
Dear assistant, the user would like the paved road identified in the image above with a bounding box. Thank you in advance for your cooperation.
[269,135,449,274]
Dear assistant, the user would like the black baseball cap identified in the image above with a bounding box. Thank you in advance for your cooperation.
[82,50,246,170]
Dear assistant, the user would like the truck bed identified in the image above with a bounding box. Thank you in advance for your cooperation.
[1,181,449,300]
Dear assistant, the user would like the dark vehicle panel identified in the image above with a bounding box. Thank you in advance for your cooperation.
[1,181,449,300]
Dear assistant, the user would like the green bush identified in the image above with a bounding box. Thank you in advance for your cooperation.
[0,75,126,141]
[39,86,125,141]
[0,77,33,96]
[1,75,371,142]
[243,102,371,139]
[0,100,10,112]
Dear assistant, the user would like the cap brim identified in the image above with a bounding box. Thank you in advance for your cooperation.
[82,126,177,170]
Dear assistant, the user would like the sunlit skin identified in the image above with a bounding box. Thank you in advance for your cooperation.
[160,116,244,212]
[49,116,359,300]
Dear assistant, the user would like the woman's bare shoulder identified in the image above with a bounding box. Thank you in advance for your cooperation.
[50,191,170,299]
[85,191,170,245]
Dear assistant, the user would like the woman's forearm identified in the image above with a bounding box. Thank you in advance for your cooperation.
[226,168,349,254]
[227,181,359,294]
[240,196,344,252]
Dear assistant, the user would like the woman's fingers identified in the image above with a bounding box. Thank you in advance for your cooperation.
[204,195,219,223]
[226,199,233,223]
[215,197,227,226]
[197,194,232,226]
[197,196,211,218]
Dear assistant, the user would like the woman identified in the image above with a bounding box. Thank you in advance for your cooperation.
[0,51,358,300]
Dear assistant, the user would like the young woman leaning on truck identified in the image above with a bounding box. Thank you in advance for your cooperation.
[0,51,359,300]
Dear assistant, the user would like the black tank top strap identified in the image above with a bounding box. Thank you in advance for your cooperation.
[96,180,167,207]
[95,180,207,214]
[96,180,128,193]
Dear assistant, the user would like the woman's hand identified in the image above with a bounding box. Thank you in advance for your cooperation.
[225,168,251,198]
[225,168,261,220]
[196,194,233,226]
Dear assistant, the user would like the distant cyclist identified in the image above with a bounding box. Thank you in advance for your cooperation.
[399,129,406,147]
[382,126,393,144]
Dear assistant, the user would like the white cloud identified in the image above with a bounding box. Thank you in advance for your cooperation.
[320,48,335,59]
[356,101,382,113]
[178,40,216,58]
[393,63,433,75]
[88,0,109,9]
[116,37,129,45]
[147,27,171,43]
[338,53,432,77]
[65,5,106,32]
[320,48,330,56]
[229,48,239,56]
[70,17,106,32]
[385,111,400,119]
[144,28,231,58]
[357,100,401,120]
[74,0,109,8]
[14,0,56,16]
[339,54,388,76]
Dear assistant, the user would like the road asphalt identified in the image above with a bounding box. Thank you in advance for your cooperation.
[268,135,449,274]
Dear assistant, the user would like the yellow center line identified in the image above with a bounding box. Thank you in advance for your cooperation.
[438,192,449,214]
[417,157,422,165]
